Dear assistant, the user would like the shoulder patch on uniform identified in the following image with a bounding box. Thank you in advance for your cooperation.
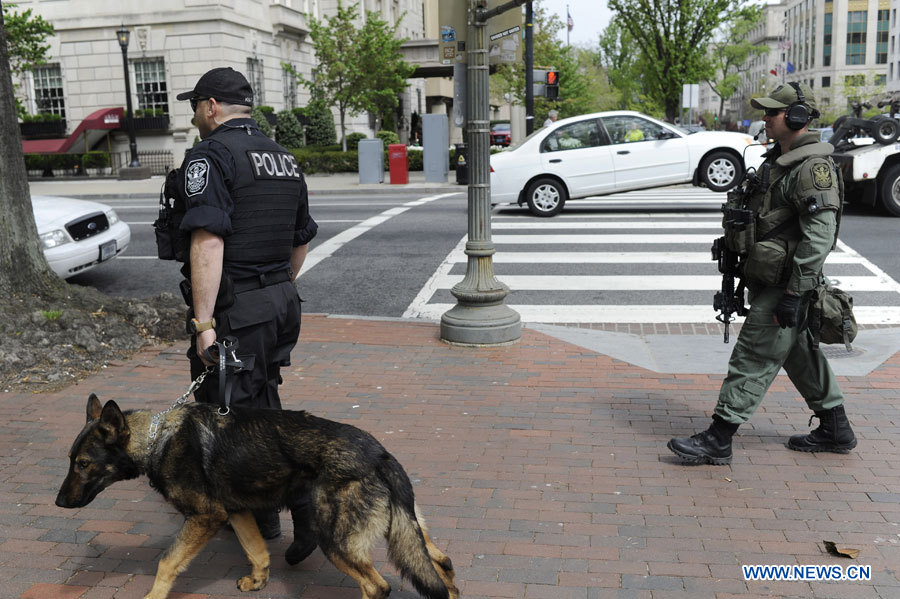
[811,162,832,190]
[185,158,209,197]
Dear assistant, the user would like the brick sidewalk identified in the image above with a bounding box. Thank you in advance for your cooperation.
[3,315,898,599]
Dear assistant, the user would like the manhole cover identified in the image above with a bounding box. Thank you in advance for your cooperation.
[820,346,865,359]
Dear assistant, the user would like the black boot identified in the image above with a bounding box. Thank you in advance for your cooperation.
[668,416,738,465]
[253,509,281,540]
[285,499,317,565]
[788,405,857,453]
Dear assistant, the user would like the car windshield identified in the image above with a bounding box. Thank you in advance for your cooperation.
[672,125,694,135]
[492,123,510,132]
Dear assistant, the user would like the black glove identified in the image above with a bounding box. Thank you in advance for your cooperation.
[774,292,802,328]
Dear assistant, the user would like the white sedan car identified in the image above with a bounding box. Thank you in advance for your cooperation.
[33,195,131,279]
[490,110,766,216]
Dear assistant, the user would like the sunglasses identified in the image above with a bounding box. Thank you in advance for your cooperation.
[764,108,784,117]
[190,97,210,112]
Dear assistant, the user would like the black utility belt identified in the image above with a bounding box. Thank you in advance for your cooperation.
[231,269,292,294]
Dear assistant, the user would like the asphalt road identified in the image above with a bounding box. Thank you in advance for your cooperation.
[67,188,900,321]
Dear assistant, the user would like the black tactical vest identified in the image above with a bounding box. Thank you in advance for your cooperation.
[214,125,304,266]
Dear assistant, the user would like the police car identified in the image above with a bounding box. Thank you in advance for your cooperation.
[33,195,131,279]
[490,110,766,216]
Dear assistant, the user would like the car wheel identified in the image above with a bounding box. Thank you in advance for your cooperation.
[878,163,900,216]
[700,151,743,192]
[871,117,900,145]
[525,178,567,217]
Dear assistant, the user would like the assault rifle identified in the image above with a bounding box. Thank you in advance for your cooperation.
[711,164,769,342]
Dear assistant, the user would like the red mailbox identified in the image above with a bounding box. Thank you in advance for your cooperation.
[388,143,408,184]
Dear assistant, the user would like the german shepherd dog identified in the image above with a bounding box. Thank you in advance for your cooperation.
[56,394,458,599]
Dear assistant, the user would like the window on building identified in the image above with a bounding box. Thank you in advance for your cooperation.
[823,12,832,67]
[32,63,65,119]
[875,74,886,85]
[282,63,297,109]
[132,58,168,115]
[846,11,867,65]
[246,58,265,105]
[822,76,831,87]
[877,10,889,64]
[845,74,865,87]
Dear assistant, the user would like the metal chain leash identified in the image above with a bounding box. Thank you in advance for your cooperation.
[147,366,214,450]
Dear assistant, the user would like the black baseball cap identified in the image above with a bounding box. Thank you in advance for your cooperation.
[176,67,254,106]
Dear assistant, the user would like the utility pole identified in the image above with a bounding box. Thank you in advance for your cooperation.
[525,1,534,135]
[440,0,523,345]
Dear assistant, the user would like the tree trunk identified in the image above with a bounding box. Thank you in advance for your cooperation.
[0,4,62,297]
[340,108,347,152]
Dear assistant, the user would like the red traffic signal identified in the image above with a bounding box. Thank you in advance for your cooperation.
[546,71,559,86]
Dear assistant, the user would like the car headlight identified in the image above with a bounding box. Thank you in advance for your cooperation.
[105,209,119,225]
[40,229,71,249]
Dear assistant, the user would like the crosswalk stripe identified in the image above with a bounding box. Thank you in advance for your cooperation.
[492,221,722,229]
[407,304,900,325]
[432,274,900,293]
[494,234,724,244]
[447,250,867,264]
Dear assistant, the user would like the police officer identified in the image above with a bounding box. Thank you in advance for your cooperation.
[172,67,318,557]
[668,82,857,465]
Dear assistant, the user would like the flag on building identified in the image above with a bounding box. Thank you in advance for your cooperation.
[567,9,574,32]
[770,68,778,76]
[786,61,795,74]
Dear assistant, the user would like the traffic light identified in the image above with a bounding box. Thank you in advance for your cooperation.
[545,70,559,100]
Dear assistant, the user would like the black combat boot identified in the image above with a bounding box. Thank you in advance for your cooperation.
[787,405,857,453]
[253,509,281,540]
[667,415,738,465]
[285,499,317,565]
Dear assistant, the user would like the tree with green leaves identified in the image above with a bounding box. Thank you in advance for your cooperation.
[2,1,54,119]
[702,5,768,126]
[288,1,413,151]
[491,4,597,122]
[0,2,59,296]
[596,20,663,115]
[607,0,739,120]
[355,10,415,133]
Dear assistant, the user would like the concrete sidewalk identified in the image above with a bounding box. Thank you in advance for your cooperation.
[28,171,462,198]
[3,315,899,599]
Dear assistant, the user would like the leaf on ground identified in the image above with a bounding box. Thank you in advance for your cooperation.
[823,540,860,559]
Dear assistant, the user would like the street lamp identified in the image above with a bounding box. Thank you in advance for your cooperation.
[116,26,140,168]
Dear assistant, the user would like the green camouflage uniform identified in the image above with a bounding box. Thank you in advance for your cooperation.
[715,131,844,424]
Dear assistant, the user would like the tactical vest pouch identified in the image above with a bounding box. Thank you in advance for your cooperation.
[154,169,188,261]
[808,281,857,351]
[743,239,788,286]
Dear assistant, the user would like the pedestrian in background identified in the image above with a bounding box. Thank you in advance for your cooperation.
[170,67,318,561]
[668,82,856,465]
[543,109,558,128]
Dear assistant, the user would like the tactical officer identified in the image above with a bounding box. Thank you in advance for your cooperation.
[668,82,857,465]
[172,67,318,558]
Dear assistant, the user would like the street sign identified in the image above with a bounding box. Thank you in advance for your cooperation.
[439,0,524,66]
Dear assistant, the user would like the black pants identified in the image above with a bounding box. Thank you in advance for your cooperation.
[188,280,301,409]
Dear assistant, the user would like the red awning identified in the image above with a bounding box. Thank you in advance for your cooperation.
[21,107,125,154]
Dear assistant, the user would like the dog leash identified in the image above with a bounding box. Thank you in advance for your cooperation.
[146,366,213,450]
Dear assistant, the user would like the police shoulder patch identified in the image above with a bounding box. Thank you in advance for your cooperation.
[185,158,209,197]
[811,162,833,190]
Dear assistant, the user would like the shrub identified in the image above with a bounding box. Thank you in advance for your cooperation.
[275,110,304,148]
[82,151,109,169]
[251,106,272,137]
[299,101,337,146]
[407,148,423,171]
[290,148,358,175]
[21,112,62,123]
[346,132,367,150]
[257,105,275,114]
[376,130,400,147]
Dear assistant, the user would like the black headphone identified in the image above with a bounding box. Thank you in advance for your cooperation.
[785,82,820,130]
